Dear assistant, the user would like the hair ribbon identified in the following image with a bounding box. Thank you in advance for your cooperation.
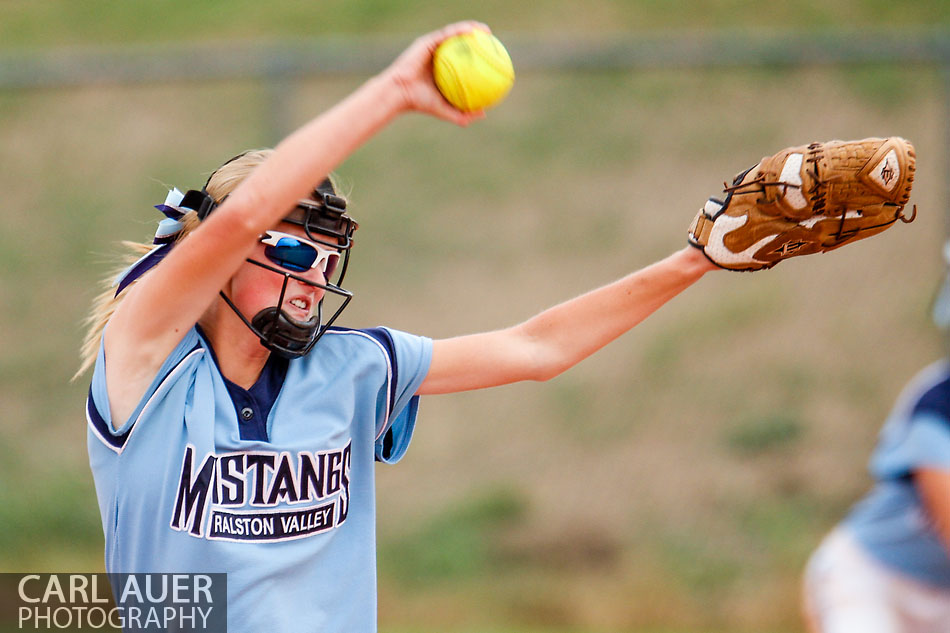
[113,188,188,296]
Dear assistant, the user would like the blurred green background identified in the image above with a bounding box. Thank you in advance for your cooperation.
[1,1,949,632]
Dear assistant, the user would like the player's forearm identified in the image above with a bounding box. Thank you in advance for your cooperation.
[222,74,405,234]
[518,246,715,380]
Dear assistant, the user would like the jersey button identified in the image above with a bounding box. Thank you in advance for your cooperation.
[240,407,254,421]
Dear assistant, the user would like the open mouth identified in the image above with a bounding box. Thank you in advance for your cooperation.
[286,296,312,316]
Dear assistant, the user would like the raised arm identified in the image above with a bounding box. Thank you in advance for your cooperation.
[418,246,717,395]
[103,22,487,424]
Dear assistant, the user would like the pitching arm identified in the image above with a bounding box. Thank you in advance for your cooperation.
[101,22,487,428]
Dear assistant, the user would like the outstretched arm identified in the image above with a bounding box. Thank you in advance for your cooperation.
[418,245,716,395]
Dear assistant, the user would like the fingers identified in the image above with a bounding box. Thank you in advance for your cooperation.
[383,21,497,124]
[412,92,485,127]
[443,108,487,128]
[410,21,491,75]
[399,21,489,68]
[426,20,490,50]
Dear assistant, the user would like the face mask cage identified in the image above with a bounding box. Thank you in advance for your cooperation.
[217,258,354,358]
[185,185,359,358]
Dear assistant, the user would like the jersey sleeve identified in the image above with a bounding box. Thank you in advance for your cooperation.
[87,325,202,452]
[361,327,432,464]
[871,411,950,478]
[867,362,950,480]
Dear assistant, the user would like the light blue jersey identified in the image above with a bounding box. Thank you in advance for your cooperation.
[844,360,950,588]
[86,325,432,632]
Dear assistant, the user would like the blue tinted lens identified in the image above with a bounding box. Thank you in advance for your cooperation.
[264,237,317,272]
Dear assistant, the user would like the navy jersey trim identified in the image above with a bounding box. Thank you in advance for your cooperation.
[325,326,400,421]
[911,374,950,430]
[325,326,403,452]
[359,327,400,419]
[194,325,290,442]
[870,361,950,483]
[357,328,410,463]
[380,427,395,461]
[87,343,204,454]
[86,387,131,451]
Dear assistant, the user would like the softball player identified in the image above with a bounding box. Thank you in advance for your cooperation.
[803,251,950,633]
[79,22,717,632]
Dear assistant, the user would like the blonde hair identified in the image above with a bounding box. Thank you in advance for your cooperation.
[74,149,277,379]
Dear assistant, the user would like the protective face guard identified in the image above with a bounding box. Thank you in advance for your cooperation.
[188,187,358,248]
[217,258,354,358]
[284,192,356,247]
[182,186,359,358]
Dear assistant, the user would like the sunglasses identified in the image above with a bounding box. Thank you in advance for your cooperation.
[259,231,341,277]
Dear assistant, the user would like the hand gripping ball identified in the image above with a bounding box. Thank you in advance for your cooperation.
[433,29,515,112]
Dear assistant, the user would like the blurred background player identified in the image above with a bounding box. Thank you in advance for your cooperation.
[802,241,950,633]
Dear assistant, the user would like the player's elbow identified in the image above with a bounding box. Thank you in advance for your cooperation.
[534,354,578,382]
[528,364,565,383]
[507,323,578,383]
[212,186,276,239]
[519,338,574,383]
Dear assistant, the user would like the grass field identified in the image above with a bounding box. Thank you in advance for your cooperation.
[1,2,948,632]
[2,1,950,47]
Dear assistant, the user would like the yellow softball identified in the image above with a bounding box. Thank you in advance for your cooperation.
[432,29,514,112]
